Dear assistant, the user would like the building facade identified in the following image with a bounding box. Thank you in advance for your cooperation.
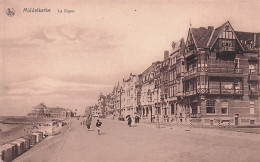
[120,74,138,118]
[182,21,260,125]
[97,21,259,125]
[28,103,73,118]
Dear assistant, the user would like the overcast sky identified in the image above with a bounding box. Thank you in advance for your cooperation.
[0,0,260,116]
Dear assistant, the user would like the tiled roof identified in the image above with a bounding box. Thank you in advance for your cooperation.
[191,27,214,48]
[207,23,225,47]
[235,31,255,50]
[141,62,159,75]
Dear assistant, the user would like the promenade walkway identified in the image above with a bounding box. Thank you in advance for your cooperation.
[14,118,260,162]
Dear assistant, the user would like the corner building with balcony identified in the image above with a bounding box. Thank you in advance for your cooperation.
[168,38,186,123]
[183,21,260,125]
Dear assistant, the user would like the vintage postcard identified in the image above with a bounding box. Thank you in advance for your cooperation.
[0,0,260,161]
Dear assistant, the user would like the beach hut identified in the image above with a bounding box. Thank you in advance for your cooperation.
[32,133,39,143]
[24,134,36,147]
[36,131,44,141]
[17,138,29,151]
[44,124,54,136]
[11,140,25,156]
[0,143,14,162]
[0,146,4,161]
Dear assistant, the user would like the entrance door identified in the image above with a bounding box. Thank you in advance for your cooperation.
[235,117,238,125]
[171,104,175,115]
[235,114,239,125]
[191,103,198,114]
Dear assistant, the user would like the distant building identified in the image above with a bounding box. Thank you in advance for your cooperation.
[138,62,160,120]
[121,73,138,118]
[45,107,67,118]
[28,103,46,117]
[28,103,73,118]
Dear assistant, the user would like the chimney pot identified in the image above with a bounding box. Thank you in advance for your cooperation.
[164,51,169,60]
[208,26,214,30]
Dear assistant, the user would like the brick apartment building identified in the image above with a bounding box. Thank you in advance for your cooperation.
[98,21,260,125]
[182,21,259,125]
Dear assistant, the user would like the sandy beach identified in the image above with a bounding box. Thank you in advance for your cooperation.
[0,116,63,145]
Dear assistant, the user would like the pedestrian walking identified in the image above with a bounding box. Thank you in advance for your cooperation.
[131,117,135,127]
[170,118,173,129]
[96,119,102,135]
[82,120,85,130]
[137,115,140,123]
[86,117,91,130]
[127,116,132,127]
[156,115,160,128]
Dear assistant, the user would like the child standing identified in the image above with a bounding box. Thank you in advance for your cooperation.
[96,120,102,135]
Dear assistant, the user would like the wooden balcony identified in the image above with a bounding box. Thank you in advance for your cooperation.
[184,50,197,58]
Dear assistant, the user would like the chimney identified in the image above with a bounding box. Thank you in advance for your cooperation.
[164,51,169,60]
[208,26,214,30]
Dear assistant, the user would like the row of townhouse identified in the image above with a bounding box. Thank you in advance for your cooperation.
[85,93,115,117]
[100,21,260,125]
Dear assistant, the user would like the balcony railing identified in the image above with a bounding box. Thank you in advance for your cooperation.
[221,46,235,51]
[184,90,195,96]
[208,67,243,74]
[250,90,259,96]
[190,113,201,118]
[249,69,258,75]
[184,69,197,77]
[184,49,196,58]
[208,88,243,95]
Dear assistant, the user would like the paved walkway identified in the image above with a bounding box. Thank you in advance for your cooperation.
[14,118,260,162]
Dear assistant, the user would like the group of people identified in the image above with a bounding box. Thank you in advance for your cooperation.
[127,115,140,127]
[82,116,102,135]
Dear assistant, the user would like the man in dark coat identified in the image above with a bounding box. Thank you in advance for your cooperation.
[96,120,102,135]
[128,116,132,127]
[86,117,91,130]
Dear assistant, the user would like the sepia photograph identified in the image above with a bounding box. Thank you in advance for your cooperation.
[0,0,260,161]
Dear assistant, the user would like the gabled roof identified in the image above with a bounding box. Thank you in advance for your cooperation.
[191,27,214,48]
[171,37,186,56]
[141,61,159,76]
[235,31,257,50]
[208,21,244,50]
[34,103,47,110]
[186,21,246,51]
[207,23,225,47]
